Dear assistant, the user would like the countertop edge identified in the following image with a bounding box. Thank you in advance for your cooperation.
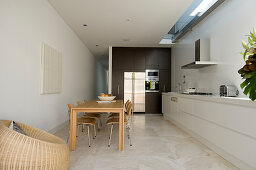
[162,92,256,108]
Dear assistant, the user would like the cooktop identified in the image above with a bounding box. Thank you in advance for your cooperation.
[182,92,213,95]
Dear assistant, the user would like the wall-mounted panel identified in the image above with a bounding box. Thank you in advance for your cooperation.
[41,43,62,94]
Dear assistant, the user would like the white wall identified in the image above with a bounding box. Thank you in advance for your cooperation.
[171,0,256,98]
[0,0,96,131]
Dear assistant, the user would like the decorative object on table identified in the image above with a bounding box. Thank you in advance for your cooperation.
[98,93,116,101]
[0,120,70,169]
[238,28,256,101]
[97,100,116,103]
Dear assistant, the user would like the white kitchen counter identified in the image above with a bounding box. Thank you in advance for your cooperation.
[162,92,256,108]
[162,92,256,170]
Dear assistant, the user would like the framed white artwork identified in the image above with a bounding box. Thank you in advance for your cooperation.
[40,43,62,94]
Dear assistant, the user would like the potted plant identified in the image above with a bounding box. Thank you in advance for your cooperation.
[238,28,256,101]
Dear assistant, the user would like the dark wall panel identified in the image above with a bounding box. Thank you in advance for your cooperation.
[112,47,171,114]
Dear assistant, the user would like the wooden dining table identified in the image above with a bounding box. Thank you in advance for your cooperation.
[69,100,125,151]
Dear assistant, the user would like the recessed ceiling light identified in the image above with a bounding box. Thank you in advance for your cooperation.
[123,39,130,42]
[126,18,130,22]
[83,24,87,27]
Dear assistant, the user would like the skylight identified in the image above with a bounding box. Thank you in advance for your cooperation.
[159,34,174,45]
[160,0,224,44]
[190,0,218,16]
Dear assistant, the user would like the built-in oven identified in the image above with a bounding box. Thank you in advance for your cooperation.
[145,69,159,92]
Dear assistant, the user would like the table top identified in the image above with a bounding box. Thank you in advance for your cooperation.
[72,100,124,109]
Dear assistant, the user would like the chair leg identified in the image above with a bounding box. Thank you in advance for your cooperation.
[76,125,78,137]
[93,125,96,139]
[82,124,84,132]
[97,119,100,130]
[131,110,134,122]
[128,127,132,146]
[67,130,70,143]
[67,120,70,143]
[87,125,91,147]
[126,126,130,139]
[108,124,114,147]
[100,118,102,127]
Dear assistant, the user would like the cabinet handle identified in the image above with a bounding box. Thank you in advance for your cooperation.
[171,97,177,102]
[117,85,120,95]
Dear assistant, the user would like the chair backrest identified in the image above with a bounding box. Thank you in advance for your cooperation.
[125,100,131,111]
[67,104,74,113]
[126,102,133,117]
[77,101,82,105]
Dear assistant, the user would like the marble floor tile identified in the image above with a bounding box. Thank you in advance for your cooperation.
[54,114,239,170]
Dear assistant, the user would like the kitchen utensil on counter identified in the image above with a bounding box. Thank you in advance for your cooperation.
[220,85,239,97]
[185,88,196,93]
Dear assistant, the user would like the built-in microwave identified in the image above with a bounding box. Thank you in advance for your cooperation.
[145,70,159,92]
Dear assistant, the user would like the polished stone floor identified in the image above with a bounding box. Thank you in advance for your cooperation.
[55,114,238,170]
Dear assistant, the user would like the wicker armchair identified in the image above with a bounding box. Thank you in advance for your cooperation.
[0,120,70,170]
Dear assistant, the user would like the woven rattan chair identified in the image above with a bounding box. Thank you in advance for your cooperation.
[0,120,70,170]
[106,102,133,147]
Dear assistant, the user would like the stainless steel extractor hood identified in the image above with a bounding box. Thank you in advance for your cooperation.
[181,39,217,69]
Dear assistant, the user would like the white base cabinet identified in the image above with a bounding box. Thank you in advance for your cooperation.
[162,93,256,170]
[162,95,178,121]
[162,94,170,118]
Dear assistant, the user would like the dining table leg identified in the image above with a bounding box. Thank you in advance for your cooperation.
[119,108,124,151]
[70,109,77,151]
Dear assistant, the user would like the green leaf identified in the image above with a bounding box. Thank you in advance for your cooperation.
[243,74,251,79]
[243,84,251,95]
[250,32,256,42]
[240,78,250,89]
[241,73,256,101]
[243,72,256,79]
[253,28,256,37]
[248,37,253,45]
[249,85,256,101]
[242,40,249,49]
[238,68,244,74]
[243,49,248,60]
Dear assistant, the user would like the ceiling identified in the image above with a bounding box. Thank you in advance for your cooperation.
[48,0,193,58]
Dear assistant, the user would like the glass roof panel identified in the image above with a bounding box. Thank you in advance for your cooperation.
[160,0,220,44]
